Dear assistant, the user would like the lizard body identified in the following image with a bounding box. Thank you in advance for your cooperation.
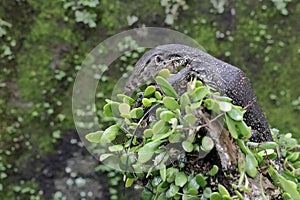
[125,44,272,143]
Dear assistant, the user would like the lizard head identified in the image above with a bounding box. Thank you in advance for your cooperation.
[124,44,193,93]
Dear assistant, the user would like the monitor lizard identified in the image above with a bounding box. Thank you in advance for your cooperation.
[124,44,273,143]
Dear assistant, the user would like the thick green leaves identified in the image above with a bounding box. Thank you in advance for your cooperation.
[144,85,156,97]
[142,98,152,107]
[195,174,207,188]
[204,99,217,110]
[246,152,258,178]
[187,178,200,195]
[108,144,123,152]
[236,121,251,139]
[119,103,130,115]
[153,120,169,135]
[192,86,209,102]
[166,168,178,183]
[155,76,178,98]
[218,184,230,196]
[155,91,162,100]
[143,129,153,138]
[210,192,222,200]
[225,114,238,139]
[101,124,119,144]
[99,153,113,162]
[138,141,162,163]
[130,107,144,119]
[142,187,153,200]
[157,182,170,193]
[158,69,171,78]
[166,184,179,198]
[103,101,121,117]
[227,106,243,121]
[160,164,167,182]
[125,177,135,188]
[184,114,196,126]
[175,172,187,187]
[182,141,193,152]
[117,94,135,106]
[85,131,103,143]
[208,165,219,176]
[201,136,214,152]
[163,97,180,110]
[160,110,175,122]
[269,167,300,199]
[218,101,232,112]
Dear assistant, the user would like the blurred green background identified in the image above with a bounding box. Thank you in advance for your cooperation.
[0,0,299,199]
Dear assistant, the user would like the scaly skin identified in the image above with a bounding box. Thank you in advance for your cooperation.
[125,44,273,143]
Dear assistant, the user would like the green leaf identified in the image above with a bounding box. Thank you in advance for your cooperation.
[214,96,232,102]
[227,106,243,121]
[103,103,113,117]
[258,142,278,150]
[152,131,173,141]
[160,110,175,122]
[166,184,180,198]
[153,120,169,135]
[201,136,214,152]
[166,167,178,183]
[169,132,183,143]
[101,124,119,144]
[160,164,167,182]
[156,76,178,98]
[163,97,180,110]
[196,80,203,87]
[142,98,152,107]
[125,177,135,188]
[287,152,300,162]
[157,193,168,200]
[130,107,144,119]
[245,153,258,178]
[182,141,193,152]
[225,114,238,139]
[99,153,113,161]
[195,174,207,188]
[109,101,120,117]
[138,141,162,163]
[175,172,187,187]
[119,103,130,115]
[218,184,230,196]
[269,167,300,199]
[218,101,232,112]
[158,69,171,78]
[108,144,123,152]
[208,165,219,176]
[180,93,190,111]
[236,121,251,139]
[144,85,156,97]
[157,182,170,193]
[142,187,153,200]
[117,94,135,106]
[187,178,199,195]
[144,129,153,138]
[155,91,163,100]
[210,192,222,200]
[85,131,103,143]
[234,190,244,200]
[204,99,216,110]
[184,114,196,126]
[192,86,209,102]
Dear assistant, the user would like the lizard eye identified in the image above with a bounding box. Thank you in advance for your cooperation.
[155,55,163,65]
